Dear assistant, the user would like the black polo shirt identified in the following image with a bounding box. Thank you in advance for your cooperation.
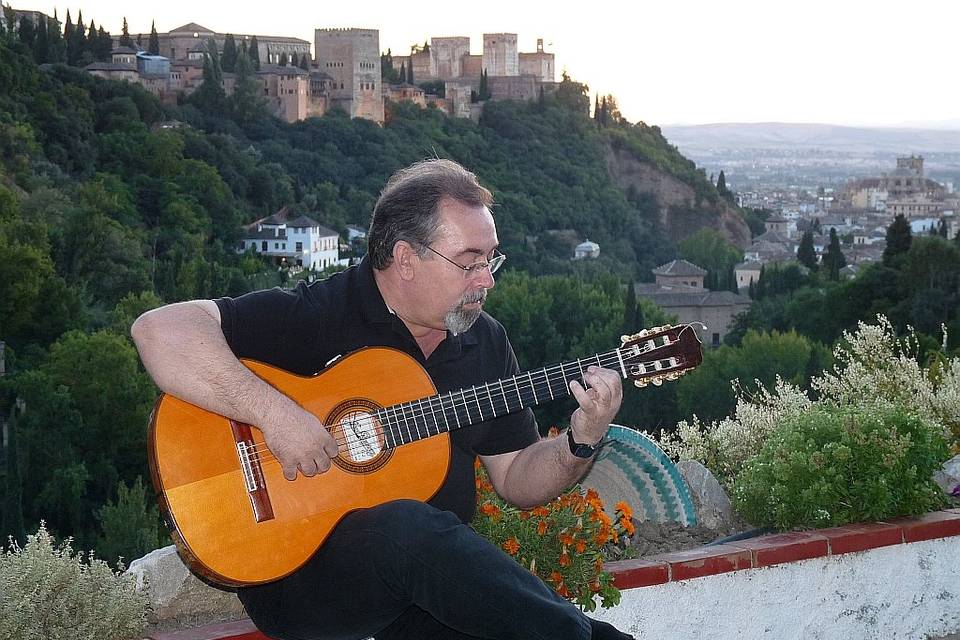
[215,256,539,523]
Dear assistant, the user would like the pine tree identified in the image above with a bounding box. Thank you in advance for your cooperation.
[33,13,48,63]
[221,33,237,72]
[136,32,142,49]
[797,230,818,271]
[883,214,912,265]
[231,45,266,126]
[148,19,159,55]
[290,52,298,67]
[119,17,133,47]
[407,57,414,83]
[593,95,600,121]
[279,51,288,66]
[299,54,309,70]
[399,62,406,84]
[248,35,260,70]
[623,282,638,333]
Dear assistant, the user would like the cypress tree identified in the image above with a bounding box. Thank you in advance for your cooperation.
[716,170,728,195]
[248,35,260,70]
[221,33,237,72]
[47,12,65,62]
[823,227,846,281]
[279,51,288,66]
[119,17,133,47]
[3,405,26,546]
[623,282,638,333]
[17,16,36,51]
[290,52,299,67]
[407,57,414,83]
[97,26,112,61]
[33,14,49,63]
[299,54,309,70]
[399,62,406,84]
[136,32,142,48]
[883,214,912,265]
[87,20,97,59]
[797,230,818,271]
[148,19,159,55]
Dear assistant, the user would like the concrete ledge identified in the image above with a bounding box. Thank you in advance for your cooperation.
[145,510,960,640]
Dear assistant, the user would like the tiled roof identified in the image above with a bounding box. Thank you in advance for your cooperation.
[258,64,308,76]
[652,259,707,277]
[633,284,751,308]
[85,62,137,71]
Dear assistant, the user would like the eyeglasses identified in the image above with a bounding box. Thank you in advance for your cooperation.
[422,245,506,277]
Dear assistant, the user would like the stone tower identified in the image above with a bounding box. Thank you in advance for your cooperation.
[431,36,470,81]
[896,155,924,178]
[482,33,518,76]
[314,28,384,123]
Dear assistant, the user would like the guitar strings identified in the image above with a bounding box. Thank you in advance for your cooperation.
[239,337,681,458]
[238,342,688,468]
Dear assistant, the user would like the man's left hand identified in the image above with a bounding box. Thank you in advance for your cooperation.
[568,366,623,445]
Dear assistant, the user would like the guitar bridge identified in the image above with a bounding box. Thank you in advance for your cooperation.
[231,421,276,523]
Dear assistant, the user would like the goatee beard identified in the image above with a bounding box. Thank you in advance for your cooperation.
[445,290,486,335]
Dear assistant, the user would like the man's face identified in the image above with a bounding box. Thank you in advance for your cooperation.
[418,198,499,335]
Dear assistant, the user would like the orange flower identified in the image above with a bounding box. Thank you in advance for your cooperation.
[474,458,482,470]
[502,537,520,556]
[531,506,550,518]
[537,519,549,536]
[575,539,587,554]
[547,426,561,438]
[621,518,636,536]
[549,570,564,585]
[559,551,571,567]
[615,501,634,519]
[559,531,575,546]
[479,502,502,521]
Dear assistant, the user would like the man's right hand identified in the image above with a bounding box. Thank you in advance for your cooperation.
[261,405,341,481]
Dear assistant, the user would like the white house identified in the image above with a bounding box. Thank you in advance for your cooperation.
[239,208,340,271]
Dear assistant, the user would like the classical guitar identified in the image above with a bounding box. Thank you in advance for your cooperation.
[148,324,703,586]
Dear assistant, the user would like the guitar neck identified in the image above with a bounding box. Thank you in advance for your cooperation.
[375,348,627,449]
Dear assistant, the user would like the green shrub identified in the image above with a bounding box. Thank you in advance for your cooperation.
[0,523,148,640]
[733,406,949,530]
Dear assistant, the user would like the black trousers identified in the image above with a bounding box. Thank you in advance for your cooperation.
[238,500,592,640]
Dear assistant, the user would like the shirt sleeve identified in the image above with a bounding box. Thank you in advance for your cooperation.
[215,282,327,376]
[472,327,540,456]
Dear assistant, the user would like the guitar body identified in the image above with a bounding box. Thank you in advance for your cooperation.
[148,347,449,586]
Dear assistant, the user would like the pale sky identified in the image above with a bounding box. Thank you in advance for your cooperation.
[13,0,960,127]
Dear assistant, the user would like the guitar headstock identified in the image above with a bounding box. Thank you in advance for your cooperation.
[619,324,704,387]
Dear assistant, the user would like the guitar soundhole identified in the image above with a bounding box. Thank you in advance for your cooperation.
[327,398,392,474]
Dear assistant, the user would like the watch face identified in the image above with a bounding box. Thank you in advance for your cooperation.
[567,429,597,458]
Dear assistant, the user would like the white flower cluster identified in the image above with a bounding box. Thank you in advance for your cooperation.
[0,523,148,640]
[654,315,960,485]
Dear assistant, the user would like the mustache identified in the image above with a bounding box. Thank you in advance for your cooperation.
[461,290,487,305]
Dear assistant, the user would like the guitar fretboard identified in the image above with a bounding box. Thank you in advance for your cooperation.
[374,349,626,448]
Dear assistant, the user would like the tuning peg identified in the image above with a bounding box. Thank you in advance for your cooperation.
[620,334,631,344]
[652,377,663,386]
[634,380,648,388]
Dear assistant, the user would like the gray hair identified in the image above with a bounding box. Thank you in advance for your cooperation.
[367,159,494,270]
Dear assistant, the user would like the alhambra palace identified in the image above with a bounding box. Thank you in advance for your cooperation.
[84,23,557,124]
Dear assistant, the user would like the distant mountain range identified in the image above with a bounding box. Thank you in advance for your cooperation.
[660,122,960,155]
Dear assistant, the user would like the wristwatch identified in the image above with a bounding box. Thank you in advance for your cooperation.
[567,427,602,458]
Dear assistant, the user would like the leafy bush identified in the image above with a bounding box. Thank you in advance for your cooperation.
[733,406,948,530]
[471,460,634,611]
[0,523,148,640]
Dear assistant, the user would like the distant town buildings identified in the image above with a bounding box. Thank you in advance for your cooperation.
[75,20,556,125]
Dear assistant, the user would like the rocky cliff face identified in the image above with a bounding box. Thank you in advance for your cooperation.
[605,146,752,249]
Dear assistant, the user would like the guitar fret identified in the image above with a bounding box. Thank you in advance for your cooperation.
[473,387,485,421]
[415,399,430,437]
[435,395,451,432]
[544,367,554,400]
[527,371,538,404]
[459,389,473,425]
[445,392,461,429]
[484,383,498,418]
[513,376,524,409]
[615,347,627,378]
